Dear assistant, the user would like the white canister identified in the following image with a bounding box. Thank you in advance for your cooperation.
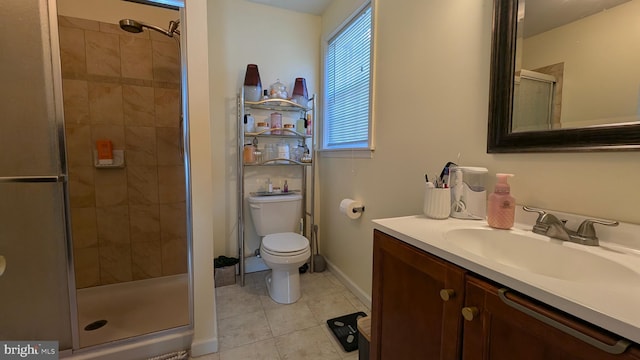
[255,122,270,134]
[244,114,255,133]
[276,141,290,163]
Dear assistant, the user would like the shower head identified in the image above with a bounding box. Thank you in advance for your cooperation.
[119,19,144,33]
[119,18,180,37]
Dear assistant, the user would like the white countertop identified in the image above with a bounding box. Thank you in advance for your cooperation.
[372,214,640,344]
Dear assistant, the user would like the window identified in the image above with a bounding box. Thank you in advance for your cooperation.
[323,3,373,151]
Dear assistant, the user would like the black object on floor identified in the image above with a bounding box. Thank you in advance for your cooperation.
[326,311,368,352]
[214,255,239,268]
[298,263,309,274]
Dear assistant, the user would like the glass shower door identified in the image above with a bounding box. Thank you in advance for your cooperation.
[0,183,73,349]
[0,0,74,350]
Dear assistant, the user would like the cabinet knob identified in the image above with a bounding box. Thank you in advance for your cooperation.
[462,306,479,321]
[440,289,456,301]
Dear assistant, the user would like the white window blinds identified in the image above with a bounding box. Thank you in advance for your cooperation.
[324,4,372,150]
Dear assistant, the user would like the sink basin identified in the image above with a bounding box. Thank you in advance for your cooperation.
[444,228,639,283]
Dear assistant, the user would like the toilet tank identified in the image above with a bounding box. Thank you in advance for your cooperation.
[248,194,302,236]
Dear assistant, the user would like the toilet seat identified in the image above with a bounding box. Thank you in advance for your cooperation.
[262,247,308,258]
[262,232,309,254]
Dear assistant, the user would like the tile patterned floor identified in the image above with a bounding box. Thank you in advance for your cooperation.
[193,270,370,360]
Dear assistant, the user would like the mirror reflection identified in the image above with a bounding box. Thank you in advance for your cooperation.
[512,0,640,133]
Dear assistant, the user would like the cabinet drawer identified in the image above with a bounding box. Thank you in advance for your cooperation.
[463,276,640,360]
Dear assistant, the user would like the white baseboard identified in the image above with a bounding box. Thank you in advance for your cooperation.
[190,336,218,357]
[325,258,372,309]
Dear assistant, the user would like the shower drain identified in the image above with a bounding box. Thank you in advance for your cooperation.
[84,319,108,331]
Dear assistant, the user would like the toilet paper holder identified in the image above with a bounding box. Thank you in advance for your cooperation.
[339,198,365,220]
[351,206,365,214]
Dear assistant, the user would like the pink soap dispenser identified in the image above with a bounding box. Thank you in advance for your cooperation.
[487,173,515,229]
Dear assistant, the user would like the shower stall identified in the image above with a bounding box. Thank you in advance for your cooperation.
[0,0,193,358]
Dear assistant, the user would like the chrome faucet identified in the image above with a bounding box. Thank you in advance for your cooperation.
[523,206,619,246]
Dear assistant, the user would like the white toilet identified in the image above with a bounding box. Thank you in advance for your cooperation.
[248,194,310,304]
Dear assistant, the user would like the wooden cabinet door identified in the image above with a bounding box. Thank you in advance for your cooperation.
[462,275,640,360]
[371,230,466,360]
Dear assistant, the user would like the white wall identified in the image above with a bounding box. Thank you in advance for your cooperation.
[318,0,640,299]
[523,0,640,127]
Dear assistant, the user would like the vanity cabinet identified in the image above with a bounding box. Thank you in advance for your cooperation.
[371,230,466,359]
[371,229,640,360]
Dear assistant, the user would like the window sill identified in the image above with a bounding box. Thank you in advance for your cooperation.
[318,148,374,159]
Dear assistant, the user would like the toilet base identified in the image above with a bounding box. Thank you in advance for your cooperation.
[265,269,302,304]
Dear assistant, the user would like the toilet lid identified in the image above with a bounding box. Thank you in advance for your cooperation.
[263,232,309,253]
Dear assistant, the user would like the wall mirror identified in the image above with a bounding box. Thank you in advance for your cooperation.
[488,0,640,152]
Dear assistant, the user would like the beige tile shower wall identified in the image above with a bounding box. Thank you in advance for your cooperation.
[59,16,186,288]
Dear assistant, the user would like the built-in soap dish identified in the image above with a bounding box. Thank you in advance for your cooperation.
[93,150,125,169]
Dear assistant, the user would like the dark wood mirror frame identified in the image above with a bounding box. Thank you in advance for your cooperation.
[487,0,640,153]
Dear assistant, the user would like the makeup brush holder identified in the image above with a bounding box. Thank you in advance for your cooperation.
[424,187,451,219]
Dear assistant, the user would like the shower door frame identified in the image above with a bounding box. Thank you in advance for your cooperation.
[48,0,81,352]
[47,0,195,355]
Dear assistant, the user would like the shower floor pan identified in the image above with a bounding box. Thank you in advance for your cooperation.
[76,274,189,348]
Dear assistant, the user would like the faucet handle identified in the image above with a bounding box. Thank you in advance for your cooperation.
[576,219,619,240]
[523,206,546,222]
